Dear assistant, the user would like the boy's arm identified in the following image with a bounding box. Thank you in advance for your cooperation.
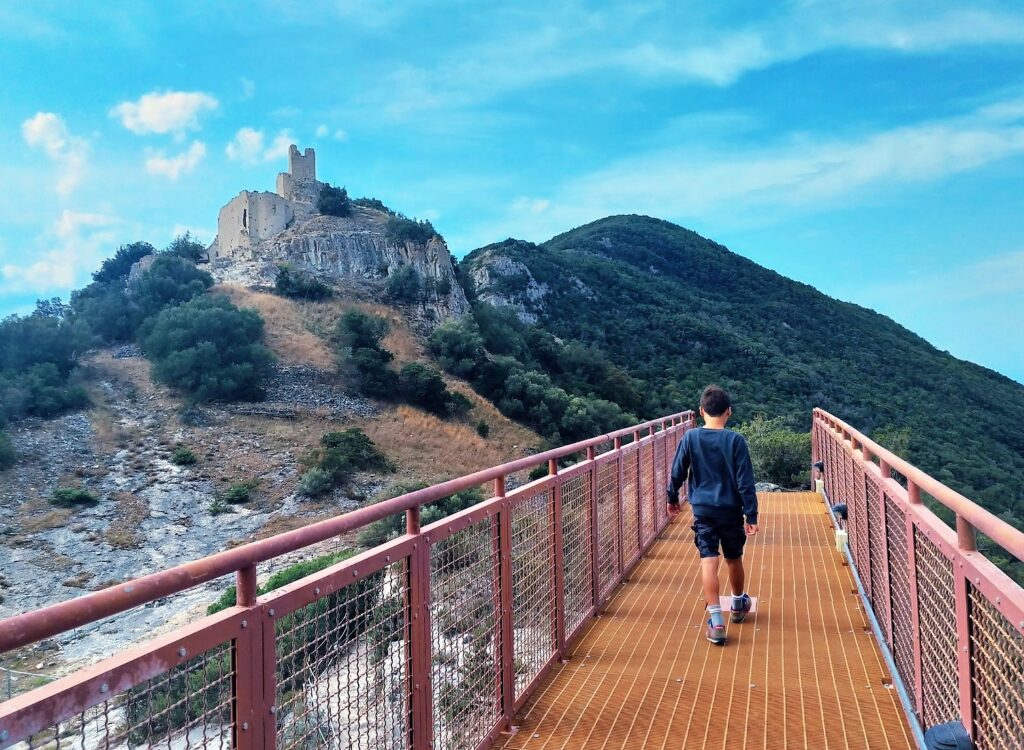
[734,436,758,525]
[666,433,690,505]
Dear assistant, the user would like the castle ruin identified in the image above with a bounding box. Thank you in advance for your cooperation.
[211,145,322,259]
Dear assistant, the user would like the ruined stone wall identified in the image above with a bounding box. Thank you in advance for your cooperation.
[288,145,315,182]
[213,190,294,259]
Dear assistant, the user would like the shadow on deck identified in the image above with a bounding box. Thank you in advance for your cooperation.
[493,492,913,750]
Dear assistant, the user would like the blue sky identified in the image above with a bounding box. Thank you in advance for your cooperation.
[1,1,1023,383]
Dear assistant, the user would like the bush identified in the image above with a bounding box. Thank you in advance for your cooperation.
[319,429,393,471]
[475,420,490,438]
[348,347,399,398]
[317,183,351,217]
[70,280,137,343]
[384,266,422,302]
[221,480,258,505]
[385,215,439,245]
[130,255,214,328]
[208,498,233,516]
[398,363,451,415]
[358,484,484,548]
[0,364,90,421]
[427,317,487,379]
[337,310,389,351]
[274,264,333,301]
[170,446,197,466]
[92,242,156,284]
[352,197,394,214]
[736,415,811,489]
[0,431,15,470]
[297,467,333,498]
[164,232,207,262]
[51,487,99,507]
[142,295,274,402]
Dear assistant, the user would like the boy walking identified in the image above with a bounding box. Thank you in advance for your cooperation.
[666,385,759,645]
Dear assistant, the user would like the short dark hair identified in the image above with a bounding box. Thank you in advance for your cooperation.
[700,385,731,417]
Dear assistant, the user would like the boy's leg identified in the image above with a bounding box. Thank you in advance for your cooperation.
[725,557,745,596]
[701,556,721,608]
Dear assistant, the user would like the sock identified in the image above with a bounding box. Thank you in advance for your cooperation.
[733,592,748,607]
[708,604,724,628]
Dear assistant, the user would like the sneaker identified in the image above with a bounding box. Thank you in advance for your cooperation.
[706,619,726,645]
[730,594,751,623]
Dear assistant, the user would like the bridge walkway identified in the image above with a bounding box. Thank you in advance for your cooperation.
[493,492,914,750]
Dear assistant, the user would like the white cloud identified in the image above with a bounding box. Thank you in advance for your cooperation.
[110,90,219,139]
[225,127,293,165]
[240,77,256,100]
[145,141,207,180]
[21,112,88,195]
[315,124,349,141]
[170,224,215,244]
[315,124,329,138]
[2,211,120,292]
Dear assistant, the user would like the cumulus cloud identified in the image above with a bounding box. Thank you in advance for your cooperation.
[1,211,120,292]
[225,127,293,164]
[21,112,88,195]
[110,90,219,139]
[316,124,349,140]
[145,141,207,179]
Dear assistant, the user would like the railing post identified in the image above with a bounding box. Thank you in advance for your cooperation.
[495,476,515,726]
[614,438,625,583]
[905,480,925,722]
[408,509,433,750]
[551,459,566,659]
[587,446,600,611]
[232,565,261,750]
[954,567,973,738]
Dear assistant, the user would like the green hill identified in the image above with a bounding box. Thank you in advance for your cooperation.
[459,215,1024,537]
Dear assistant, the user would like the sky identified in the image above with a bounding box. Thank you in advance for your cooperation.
[1,1,1023,383]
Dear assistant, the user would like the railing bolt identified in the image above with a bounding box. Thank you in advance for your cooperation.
[269,608,275,616]
[1,730,8,742]
[100,682,109,694]
[269,705,277,715]
[242,722,249,731]
[314,588,321,596]
[177,647,187,658]
[241,619,247,628]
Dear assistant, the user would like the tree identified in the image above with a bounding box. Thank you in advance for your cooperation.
[427,317,487,379]
[385,266,422,302]
[70,281,137,343]
[131,255,214,327]
[337,310,390,350]
[274,264,332,301]
[384,215,439,244]
[93,242,156,283]
[142,295,274,401]
[164,232,207,262]
[317,184,351,217]
[398,363,452,415]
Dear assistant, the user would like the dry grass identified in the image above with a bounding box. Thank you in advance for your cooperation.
[19,508,74,534]
[102,492,150,549]
[62,571,95,588]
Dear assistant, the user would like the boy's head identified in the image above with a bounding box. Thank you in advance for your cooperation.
[699,385,732,420]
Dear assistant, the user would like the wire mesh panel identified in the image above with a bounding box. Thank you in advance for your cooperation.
[866,474,891,642]
[595,457,621,602]
[968,585,1024,750]
[653,436,667,528]
[11,642,235,750]
[621,446,640,567]
[274,559,410,750]
[885,495,915,690]
[849,461,869,575]
[638,442,654,547]
[915,529,961,729]
[429,517,501,750]
[561,469,594,641]
[509,488,556,700]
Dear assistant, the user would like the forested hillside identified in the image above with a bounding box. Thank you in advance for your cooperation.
[458,215,1024,542]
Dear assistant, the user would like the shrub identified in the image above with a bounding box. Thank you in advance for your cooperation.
[319,429,393,471]
[297,467,333,498]
[427,317,488,379]
[348,347,399,398]
[51,487,99,507]
[170,446,197,466]
[336,310,389,351]
[0,302,88,377]
[358,485,484,548]
[447,390,473,416]
[398,363,451,415]
[317,183,351,217]
[208,498,233,516]
[163,232,207,262]
[384,215,438,245]
[351,197,394,214]
[528,464,548,481]
[131,255,214,329]
[0,364,90,421]
[736,415,812,489]
[70,280,137,343]
[221,480,258,505]
[384,266,422,302]
[92,242,156,284]
[274,264,333,301]
[0,431,15,470]
[475,421,490,439]
[142,295,274,402]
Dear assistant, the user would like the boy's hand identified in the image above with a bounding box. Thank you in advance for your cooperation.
[666,503,681,520]
[745,522,759,536]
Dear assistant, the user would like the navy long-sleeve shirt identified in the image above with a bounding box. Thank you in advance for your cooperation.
[666,427,758,525]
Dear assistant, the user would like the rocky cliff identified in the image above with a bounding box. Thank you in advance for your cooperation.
[209,205,470,331]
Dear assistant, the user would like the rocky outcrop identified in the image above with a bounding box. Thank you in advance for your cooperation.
[209,207,470,331]
[465,241,548,324]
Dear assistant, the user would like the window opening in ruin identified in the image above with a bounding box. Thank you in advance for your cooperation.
[242,209,247,228]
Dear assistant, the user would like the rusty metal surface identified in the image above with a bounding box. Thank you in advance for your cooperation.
[493,493,914,750]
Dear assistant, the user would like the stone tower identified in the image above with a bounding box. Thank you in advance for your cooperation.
[276,145,319,207]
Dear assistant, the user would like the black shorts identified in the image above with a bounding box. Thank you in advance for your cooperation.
[692,515,746,559]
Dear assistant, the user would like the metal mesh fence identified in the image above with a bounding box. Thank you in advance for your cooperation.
[622,448,640,566]
[274,560,409,750]
[885,495,915,689]
[850,462,869,575]
[866,475,891,643]
[562,471,594,640]
[510,488,556,699]
[595,458,622,602]
[968,585,1024,750]
[14,641,235,750]
[653,437,667,529]
[914,529,961,729]
[638,442,654,547]
[429,517,501,750]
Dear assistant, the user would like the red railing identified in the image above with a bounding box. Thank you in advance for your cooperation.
[813,408,1024,750]
[0,411,693,750]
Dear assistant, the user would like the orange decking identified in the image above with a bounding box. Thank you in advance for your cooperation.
[494,492,915,750]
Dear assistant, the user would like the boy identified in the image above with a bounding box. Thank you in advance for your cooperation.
[666,385,759,645]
